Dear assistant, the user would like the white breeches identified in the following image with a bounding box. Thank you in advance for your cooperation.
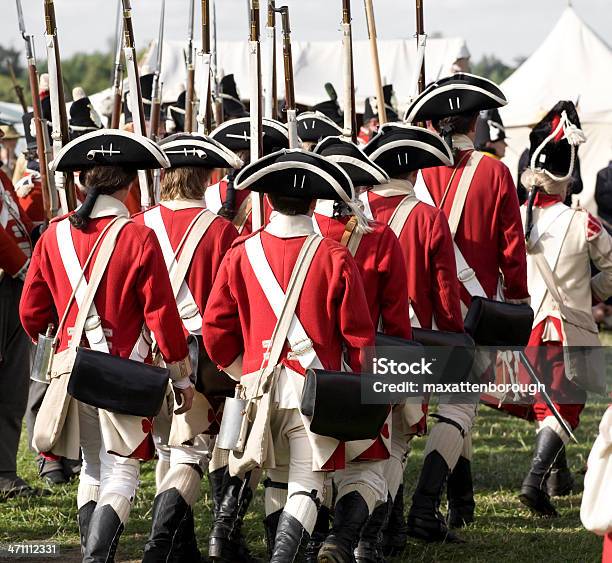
[78,403,140,501]
[334,459,388,514]
[384,408,416,500]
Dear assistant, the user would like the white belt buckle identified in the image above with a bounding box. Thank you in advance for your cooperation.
[84,315,102,332]
[287,337,314,359]
[457,267,476,284]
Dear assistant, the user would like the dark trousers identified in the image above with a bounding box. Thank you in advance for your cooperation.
[0,275,30,478]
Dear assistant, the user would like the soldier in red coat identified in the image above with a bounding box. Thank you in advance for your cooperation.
[135,134,243,562]
[0,130,38,499]
[208,117,289,234]
[363,124,465,547]
[399,73,529,541]
[20,130,193,562]
[203,149,376,561]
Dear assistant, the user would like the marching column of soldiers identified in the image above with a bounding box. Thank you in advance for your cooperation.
[1,2,612,563]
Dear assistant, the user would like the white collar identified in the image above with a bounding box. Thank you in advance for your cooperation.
[88,194,130,219]
[160,198,207,210]
[370,178,414,198]
[314,199,335,217]
[264,211,315,238]
[452,134,474,151]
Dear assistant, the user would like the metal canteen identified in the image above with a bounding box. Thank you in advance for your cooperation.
[30,326,55,384]
[216,385,248,451]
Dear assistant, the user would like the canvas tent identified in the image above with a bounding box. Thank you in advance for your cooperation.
[500,7,612,213]
[91,36,469,120]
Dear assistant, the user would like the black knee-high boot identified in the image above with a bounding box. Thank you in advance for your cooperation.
[546,445,574,497]
[305,506,331,563]
[447,456,475,528]
[83,505,124,563]
[519,427,564,517]
[382,485,408,555]
[355,497,391,563]
[78,500,97,555]
[270,511,310,563]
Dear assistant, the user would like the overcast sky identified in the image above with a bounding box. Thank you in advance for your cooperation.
[2,0,610,66]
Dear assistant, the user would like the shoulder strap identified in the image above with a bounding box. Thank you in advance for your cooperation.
[257,234,323,392]
[233,194,253,233]
[533,248,565,306]
[67,217,130,348]
[339,216,363,257]
[447,151,484,237]
[387,195,419,238]
[170,210,217,297]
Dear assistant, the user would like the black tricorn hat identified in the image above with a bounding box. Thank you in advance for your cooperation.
[210,117,289,155]
[363,84,399,124]
[313,136,389,187]
[234,148,355,202]
[474,108,506,150]
[220,74,249,119]
[168,90,186,132]
[364,124,453,176]
[160,133,244,169]
[404,73,507,124]
[297,111,343,143]
[50,129,170,172]
[528,100,583,178]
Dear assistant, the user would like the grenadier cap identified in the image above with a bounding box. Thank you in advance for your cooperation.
[297,111,343,144]
[210,117,290,155]
[49,129,170,172]
[160,133,243,169]
[219,74,249,119]
[403,73,507,124]
[167,90,186,132]
[474,108,506,150]
[69,87,103,139]
[234,148,355,203]
[363,124,453,176]
[313,135,389,187]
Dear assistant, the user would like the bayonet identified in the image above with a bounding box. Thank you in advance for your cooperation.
[184,0,196,132]
[149,0,166,140]
[341,0,357,142]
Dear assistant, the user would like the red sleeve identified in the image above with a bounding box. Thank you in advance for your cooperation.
[0,170,33,233]
[136,230,188,363]
[496,166,529,300]
[336,250,376,372]
[430,211,464,332]
[19,238,57,339]
[377,227,412,339]
[202,251,243,368]
[0,224,28,276]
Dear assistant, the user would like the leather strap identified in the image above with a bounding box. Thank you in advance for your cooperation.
[233,194,253,234]
[387,195,419,238]
[339,216,363,257]
[446,151,484,238]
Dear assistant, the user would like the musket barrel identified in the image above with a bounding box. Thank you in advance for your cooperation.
[341,0,357,142]
[415,0,426,94]
[185,0,196,132]
[364,0,387,124]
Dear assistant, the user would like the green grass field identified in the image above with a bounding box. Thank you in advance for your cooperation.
[0,399,607,563]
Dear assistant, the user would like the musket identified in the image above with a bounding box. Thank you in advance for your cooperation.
[184,0,196,132]
[121,0,154,209]
[149,0,166,140]
[248,0,264,229]
[196,0,213,134]
[274,6,297,148]
[16,0,56,219]
[211,0,223,127]
[363,0,387,125]
[341,0,357,142]
[110,0,125,129]
[264,0,278,120]
[6,60,28,113]
[410,0,427,97]
[44,0,77,213]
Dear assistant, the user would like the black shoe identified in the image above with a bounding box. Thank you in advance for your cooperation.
[318,491,369,563]
[519,427,563,517]
[142,488,191,563]
[447,456,475,528]
[382,485,408,556]
[62,457,82,482]
[355,498,391,563]
[264,510,283,561]
[305,506,330,563]
[270,511,310,563]
[208,474,256,562]
[169,507,202,563]
[78,500,97,555]
[407,451,462,543]
[546,445,574,497]
[38,456,68,485]
[0,476,45,500]
[209,466,230,519]
[83,504,124,563]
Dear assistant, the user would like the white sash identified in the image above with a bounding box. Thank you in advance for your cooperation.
[244,233,324,371]
[143,206,203,335]
[527,204,575,319]
[205,181,224,215]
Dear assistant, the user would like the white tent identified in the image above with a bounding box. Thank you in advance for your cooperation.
[90,36,469,118]
[500,7,612,213]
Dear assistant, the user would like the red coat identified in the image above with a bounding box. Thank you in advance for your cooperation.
[421,149,529,304]
[203,223,375,377]
[0,169,33,276]
[14,166,46,225]
[20,196,188,363]
[133,201,239,337]
[364,191,463,332]
[313,212,411,339]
